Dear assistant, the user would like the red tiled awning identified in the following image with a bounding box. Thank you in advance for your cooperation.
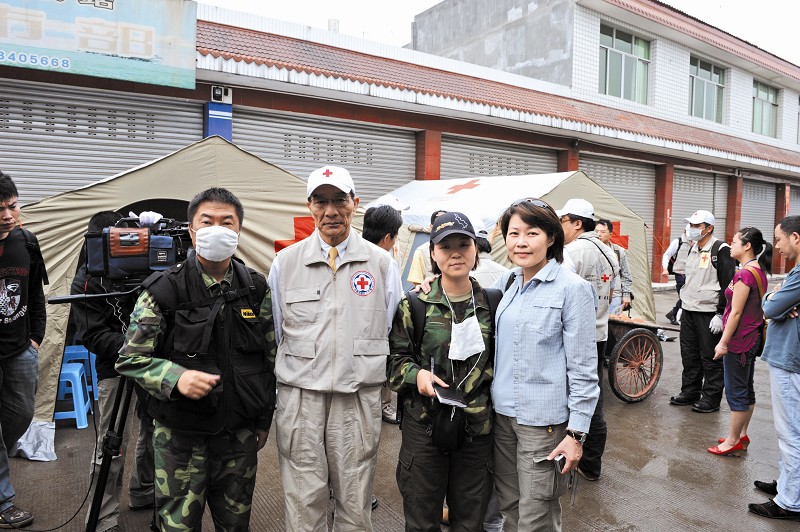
[197,20,800,168]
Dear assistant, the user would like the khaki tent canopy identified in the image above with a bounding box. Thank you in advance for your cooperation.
[365,171,656,323]
[16,136,313,460]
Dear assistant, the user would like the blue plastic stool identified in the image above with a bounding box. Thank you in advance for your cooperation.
[63,345,98,401]
[54,363,92,429]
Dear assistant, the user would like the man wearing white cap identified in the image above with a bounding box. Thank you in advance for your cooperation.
[557,198,618,482]
[268,165,402,531]
[669,210,735,413]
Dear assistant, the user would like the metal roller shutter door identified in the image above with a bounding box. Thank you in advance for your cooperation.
[440,135,558,179]
[790,187,800,216]
[671,169,728,241]
[0,80,203,204]
[578,155,655,253]
[233,109,416,202]
[740,179,776,243]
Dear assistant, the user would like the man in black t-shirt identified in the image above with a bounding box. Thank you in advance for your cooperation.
[0,172,46,529]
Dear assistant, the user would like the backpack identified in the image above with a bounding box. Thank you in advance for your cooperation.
[398,285,502,426]
[20,227,49,285]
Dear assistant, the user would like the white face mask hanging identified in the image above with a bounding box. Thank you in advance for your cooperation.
[446,291,485,361]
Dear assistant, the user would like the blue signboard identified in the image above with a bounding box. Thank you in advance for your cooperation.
[0,0,196,88]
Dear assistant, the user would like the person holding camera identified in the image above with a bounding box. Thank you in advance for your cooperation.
[116,188,276,532]
[72,210,159,532]
[388,212,496,530]
[0,172,46,530]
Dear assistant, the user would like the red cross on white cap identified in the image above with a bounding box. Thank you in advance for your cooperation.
[307,166,355,198]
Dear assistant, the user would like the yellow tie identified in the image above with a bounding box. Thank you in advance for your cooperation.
[328,247,338,273]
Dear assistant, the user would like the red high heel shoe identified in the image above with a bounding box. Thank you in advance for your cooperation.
[718,435,750,448]
[708,441,746,455]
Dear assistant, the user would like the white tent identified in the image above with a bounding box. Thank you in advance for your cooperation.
[16,136,314,460]
[367,171,656,323]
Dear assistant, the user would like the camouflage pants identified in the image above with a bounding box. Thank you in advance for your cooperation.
[153,420,258,532]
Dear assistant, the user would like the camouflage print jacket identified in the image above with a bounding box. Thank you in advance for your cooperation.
[388,277,494,436]
[116,261,277,431]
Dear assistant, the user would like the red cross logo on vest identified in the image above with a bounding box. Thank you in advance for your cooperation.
[601,274,610,282]
[351,271,375,296]
[322,168,333,177]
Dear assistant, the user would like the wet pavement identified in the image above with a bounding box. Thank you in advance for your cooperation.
[11,288,797,531]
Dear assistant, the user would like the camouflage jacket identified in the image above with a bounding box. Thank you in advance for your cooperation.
[116,259,276,430]
[388,277,494,436]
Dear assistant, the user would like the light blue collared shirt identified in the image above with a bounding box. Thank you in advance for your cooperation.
[491,259,600,433]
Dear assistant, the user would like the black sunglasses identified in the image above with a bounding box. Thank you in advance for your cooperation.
[510,198,554,211]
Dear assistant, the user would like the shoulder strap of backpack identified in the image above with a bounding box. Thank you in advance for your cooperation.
[20,228,49,285]
[483,288,502,332]
[406,290,426,360]
[710,239,727,268]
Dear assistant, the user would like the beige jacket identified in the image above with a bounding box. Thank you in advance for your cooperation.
[273,230,395,393]
[566,232,619,342]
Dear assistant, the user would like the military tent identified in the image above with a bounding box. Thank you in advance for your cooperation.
[15,136,317,460]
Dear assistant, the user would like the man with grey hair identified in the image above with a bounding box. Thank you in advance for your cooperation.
[269,166,402,531]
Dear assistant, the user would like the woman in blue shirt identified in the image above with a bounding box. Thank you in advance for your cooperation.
[492,199,600,532]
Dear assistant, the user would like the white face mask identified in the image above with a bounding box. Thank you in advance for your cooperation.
[192,226,239,262]
[686,227,703,241]
[447,295,485,361]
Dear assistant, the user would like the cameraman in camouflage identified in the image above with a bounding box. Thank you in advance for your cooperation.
[116,188,276,532]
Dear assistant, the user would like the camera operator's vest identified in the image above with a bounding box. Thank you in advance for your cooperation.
[143,254,273,434]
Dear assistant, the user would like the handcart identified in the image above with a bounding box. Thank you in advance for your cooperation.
[606,315,679,403]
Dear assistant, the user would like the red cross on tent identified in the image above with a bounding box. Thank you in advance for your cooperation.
[446,179,480,195]
[275,216,316,252]
[610,221,629,249]
[601,274,610,282]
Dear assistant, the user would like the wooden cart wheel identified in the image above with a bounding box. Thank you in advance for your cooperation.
[608,327,663,403]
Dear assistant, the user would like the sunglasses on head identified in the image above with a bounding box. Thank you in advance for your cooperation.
[510,198,553,210]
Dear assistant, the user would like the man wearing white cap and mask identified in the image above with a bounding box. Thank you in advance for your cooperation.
[269,166,402,531]
[669,210,735,413]
[557,198,618,482]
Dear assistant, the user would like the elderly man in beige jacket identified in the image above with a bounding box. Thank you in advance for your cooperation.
[268,166,403,532]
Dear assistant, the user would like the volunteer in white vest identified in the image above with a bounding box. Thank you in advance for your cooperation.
[268,166,402,532]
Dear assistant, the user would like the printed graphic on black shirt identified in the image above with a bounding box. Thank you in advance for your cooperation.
[0,275,26,323]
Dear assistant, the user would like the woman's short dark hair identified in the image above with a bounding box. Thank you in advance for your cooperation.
[738,226,773,274]
[498,199,564,263]
[429,237,479,275]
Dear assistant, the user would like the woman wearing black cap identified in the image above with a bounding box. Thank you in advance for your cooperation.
[387,211,496,531]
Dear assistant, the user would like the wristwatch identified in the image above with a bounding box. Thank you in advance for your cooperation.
[565,429,587,444]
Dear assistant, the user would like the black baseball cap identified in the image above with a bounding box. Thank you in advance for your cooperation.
[430,212,476,244]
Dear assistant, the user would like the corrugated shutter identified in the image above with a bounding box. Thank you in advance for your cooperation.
[232,109,416,202]
[0,80,203,204]
[579,155,655,253]
[740,179,776,243]
[440,135,558,179]
[671,169,728,242]
[790,187,800,216]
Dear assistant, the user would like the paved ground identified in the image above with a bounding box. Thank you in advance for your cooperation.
[10,288,798,531]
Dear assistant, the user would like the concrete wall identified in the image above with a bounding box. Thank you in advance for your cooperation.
[412,0,575,86]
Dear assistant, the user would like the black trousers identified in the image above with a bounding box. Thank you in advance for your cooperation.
[671,273,686,314]
[579,341,607,478]
[679,309,724,406]
[396,416,493,532]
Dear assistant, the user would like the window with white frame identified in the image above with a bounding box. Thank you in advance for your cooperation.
[752,80,778,137]
[689,57,724,123]
[797,96,800,144]
[598,23,650,104]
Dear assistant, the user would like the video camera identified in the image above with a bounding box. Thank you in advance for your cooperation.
[85,217,190,286]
